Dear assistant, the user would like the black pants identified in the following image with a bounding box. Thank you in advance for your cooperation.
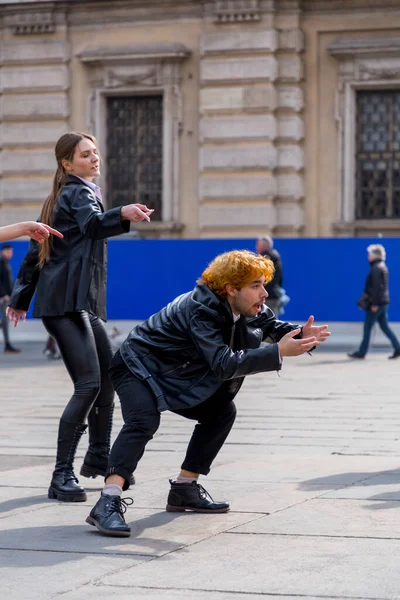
[42,312,114,423]
[0,298,10,348]
[107,351,237,487]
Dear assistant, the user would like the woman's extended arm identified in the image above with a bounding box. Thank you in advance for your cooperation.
[0,222,63,243]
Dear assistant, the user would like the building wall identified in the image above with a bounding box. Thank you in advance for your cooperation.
[0,0,400,238]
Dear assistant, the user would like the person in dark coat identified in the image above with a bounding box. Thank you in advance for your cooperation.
[0,245,20,353]
[348,244,400,359]
[85,249,331,537]
[256,235,283,315]
[7,132,153,503]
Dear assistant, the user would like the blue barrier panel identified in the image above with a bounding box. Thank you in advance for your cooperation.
[6,237,400,322]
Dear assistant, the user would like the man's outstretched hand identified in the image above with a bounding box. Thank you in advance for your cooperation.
[278,328,319,357]
[302,315,331,344]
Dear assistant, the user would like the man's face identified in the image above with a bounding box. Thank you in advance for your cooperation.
[229,276,269,318]
[2,248,13,261]
[256,239,267,254]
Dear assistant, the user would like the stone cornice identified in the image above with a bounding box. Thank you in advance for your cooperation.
[78,43,191,64]
[302,0,400,11]
[329,37,400,59]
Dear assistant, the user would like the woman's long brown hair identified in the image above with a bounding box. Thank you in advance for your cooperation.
[38,131,97,267]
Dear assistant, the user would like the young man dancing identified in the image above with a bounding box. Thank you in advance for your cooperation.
[86,250,330,537]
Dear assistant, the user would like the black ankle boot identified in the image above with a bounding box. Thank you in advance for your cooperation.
[48,420,87,502]
[166,480,230,513]
[86,494,133,537]
[80,404,135,486]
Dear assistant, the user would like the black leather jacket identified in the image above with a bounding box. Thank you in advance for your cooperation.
[9,175,130,320]
[120,283,300,412]
[365,259,390,306]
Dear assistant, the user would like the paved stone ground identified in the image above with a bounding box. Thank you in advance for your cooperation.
[1,343,400,600]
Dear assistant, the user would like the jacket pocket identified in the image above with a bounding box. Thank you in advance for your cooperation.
[162,361,191,376]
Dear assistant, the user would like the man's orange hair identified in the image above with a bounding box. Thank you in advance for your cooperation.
[200,250,275,299]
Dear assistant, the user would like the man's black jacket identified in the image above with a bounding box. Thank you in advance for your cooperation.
[364,259,390,306]
[9,175,130,320]
[120,283,300,412]
[0,256,13,298]
[261,249,283,300]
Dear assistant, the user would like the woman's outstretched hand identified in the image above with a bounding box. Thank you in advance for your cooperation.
[24,222,63,243]
[121,205,154,223]
[6,307,27,328]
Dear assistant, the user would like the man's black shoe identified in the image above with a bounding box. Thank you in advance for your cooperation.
[389,350,400,359]
[86,494,133,537]
[4,345,21,354]
[166,480,230,513]
[347,351,365,359]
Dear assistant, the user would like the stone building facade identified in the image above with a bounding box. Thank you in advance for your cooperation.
[0,0,400,238]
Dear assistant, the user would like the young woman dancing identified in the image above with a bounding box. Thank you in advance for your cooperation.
[7,132,153,502]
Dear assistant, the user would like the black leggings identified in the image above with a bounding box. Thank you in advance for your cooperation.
[42,312,114,423]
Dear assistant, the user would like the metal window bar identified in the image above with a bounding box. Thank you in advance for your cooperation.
[106,95,163,220]
[356,89,400,219]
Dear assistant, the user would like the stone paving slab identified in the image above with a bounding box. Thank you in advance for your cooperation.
[60,587,320,600]
[232,497,400,538]
[2,550,148,600]
[101,533,400,598]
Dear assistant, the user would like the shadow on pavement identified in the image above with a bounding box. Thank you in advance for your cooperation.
[0,511,192,565]
[299,469,400,490]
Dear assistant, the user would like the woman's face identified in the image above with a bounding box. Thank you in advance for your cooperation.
[62,138,100,182]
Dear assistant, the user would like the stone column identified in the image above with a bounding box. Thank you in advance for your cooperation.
[0,3,70,226]
[199,1,305,235]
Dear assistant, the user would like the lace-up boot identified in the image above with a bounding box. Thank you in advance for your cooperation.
[86,494,133,537]
[166,480,230,513]
[48,420,87,502]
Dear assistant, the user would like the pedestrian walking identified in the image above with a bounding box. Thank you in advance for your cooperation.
[256,235,283,315]
[7,131,153,502]
[85,249,330,537]
[43,335,61,360]
[0,245,21,354]
[348,244,400,359]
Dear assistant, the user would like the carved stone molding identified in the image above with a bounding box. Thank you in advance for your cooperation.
[303,0,400,12]
[4,9,55,35]
[329,37,400,58]
[212,0,261,23]
[78,44,191,65]
[357,60,400,81]
[105,67,160,89]
[79,44,191,90]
